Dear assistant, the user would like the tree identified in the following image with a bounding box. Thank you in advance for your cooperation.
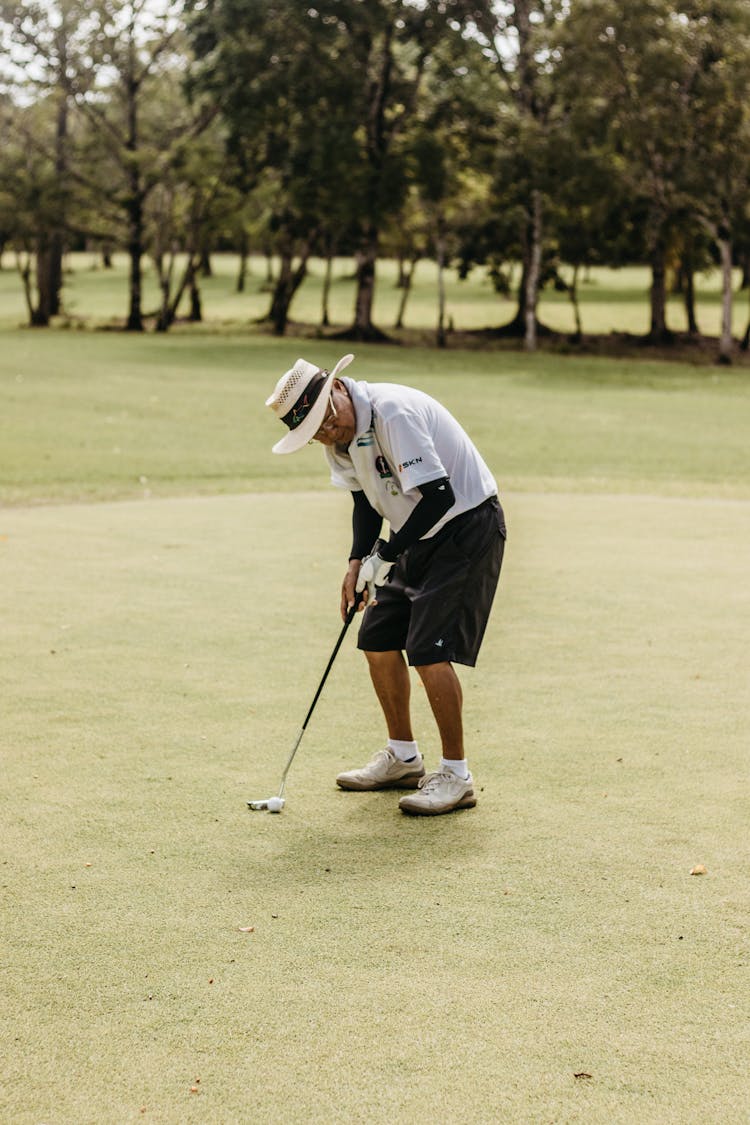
[187,0,362,335]
[558,0,719,343]
[145,95,233,331]
[402,28,499,345]
[336,0,476,341]
[678,0,750,363]
[0,0,97,322]
[0,98,67,324]
[61,0,216,330]
[464,0,570,349]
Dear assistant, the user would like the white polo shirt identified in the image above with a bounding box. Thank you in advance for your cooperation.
[325,379,497,537]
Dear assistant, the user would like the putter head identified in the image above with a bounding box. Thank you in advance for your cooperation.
[247,797,285,813]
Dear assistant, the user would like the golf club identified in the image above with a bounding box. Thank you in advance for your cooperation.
[248,596,362,813]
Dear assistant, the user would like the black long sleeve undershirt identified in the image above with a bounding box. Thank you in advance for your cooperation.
[349,489,384,561]
[349,477,456,563]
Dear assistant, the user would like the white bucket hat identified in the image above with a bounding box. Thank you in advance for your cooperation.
[266,353,354,454]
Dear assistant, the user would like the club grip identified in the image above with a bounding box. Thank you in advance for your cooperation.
[345,590,365,624]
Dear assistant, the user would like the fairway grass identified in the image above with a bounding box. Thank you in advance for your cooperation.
[2,331,750,506]
[2,330,749,1122]
[2,489,749,1124]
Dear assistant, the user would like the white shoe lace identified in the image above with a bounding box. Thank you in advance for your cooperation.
[417,770,451,792]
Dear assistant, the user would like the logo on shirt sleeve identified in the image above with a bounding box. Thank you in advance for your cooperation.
[398,456,423,472]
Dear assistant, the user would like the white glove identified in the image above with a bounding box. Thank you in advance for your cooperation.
[355,551,393,603]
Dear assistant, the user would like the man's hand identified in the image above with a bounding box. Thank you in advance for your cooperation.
[355,551,393,605]
[341,560,362,621]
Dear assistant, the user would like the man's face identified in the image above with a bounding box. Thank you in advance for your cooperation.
[312,379,357,447]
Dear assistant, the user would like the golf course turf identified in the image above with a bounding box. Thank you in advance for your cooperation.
[1,328,749,1123]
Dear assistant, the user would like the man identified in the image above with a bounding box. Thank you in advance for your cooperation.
[265,353,506,816]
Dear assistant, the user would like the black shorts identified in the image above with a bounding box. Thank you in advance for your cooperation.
[357,497,506,668]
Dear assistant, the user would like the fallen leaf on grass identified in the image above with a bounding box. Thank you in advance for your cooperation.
[574,1072,592,1080]
[238,926,255,933]
[690,864,707,875]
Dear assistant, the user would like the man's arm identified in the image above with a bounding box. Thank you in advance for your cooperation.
[378,477,455,561]
[355,477,456,605]
[341,491,383,618]
[349,490,384,562]
[346,479,456,613]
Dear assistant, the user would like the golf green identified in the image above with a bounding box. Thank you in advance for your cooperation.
[2,488,748,1122]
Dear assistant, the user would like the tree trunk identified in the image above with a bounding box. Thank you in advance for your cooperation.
[126,208,144,331]
[189,275,202,322]
[16,250,34,323]
[568,263,582,341]
[155,284,171,332]
[717,232,734,365]
[155,250,176,332]
[125,64,144,332]
[351,228,385,340]
[47,232,64,318]
[491,233,530,336]
[524,190,542,351]
[739,250,750,290]
[267,239,313,335]
[394,257,418,329]
[683,255,699,335]
[648,237,671,342]
[32,243,53,326]
[48,90,69,317]
[200,246,212,277]
[236,231,249,293]
[436,227,447,348]
[155,254,198,333]
[345,18,394,343]
[321,251,334,327]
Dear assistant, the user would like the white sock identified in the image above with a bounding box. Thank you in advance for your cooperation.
[389,739,420,762]
[441,757,469,780]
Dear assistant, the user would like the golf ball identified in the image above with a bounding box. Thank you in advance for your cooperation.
[267,797,284,813]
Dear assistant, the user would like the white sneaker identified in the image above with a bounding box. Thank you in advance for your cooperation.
[398,769,477,815]
[336,748,425,791]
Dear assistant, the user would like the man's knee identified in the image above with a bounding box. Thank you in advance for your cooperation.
[414,660,457,687]
[363,649,403,666]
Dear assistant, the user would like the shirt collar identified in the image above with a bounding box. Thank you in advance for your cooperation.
[341,377,373,444]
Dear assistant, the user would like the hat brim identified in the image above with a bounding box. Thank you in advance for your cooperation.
[271,353,354,455]
[271,370,333,454]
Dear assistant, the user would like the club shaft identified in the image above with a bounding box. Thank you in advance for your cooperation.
[277,601,359,798]
[300,603,357,733]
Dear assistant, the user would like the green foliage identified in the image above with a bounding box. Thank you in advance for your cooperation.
[3,0,750,343]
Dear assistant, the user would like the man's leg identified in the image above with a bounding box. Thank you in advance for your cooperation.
[398,660,474,815]
[414,661,463,759]
[335,650,424,790]
[364,649,414,741]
